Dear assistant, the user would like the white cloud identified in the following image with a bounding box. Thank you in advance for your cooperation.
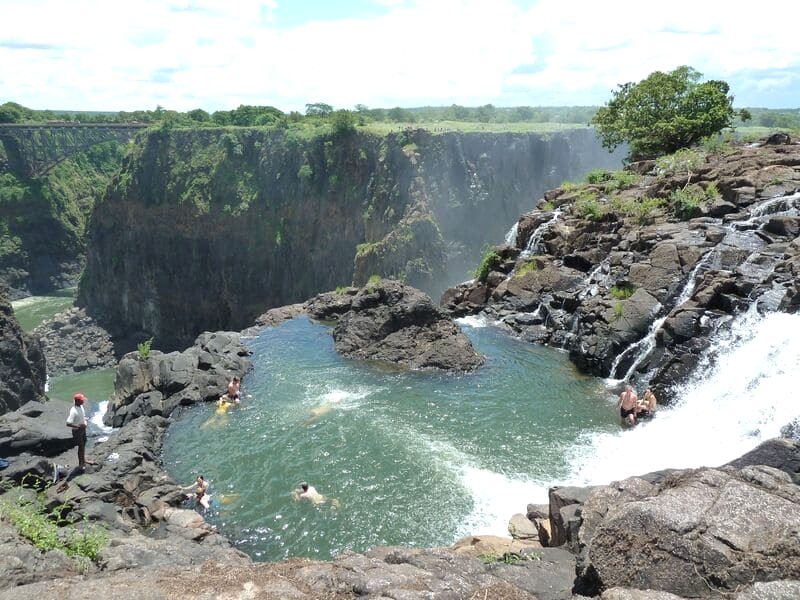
[0,0,797,111]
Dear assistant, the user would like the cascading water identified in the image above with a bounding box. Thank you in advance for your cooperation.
[522,209,562,256]
[504,221,519,247]
[608,248,714,380]
[566,307,800,486]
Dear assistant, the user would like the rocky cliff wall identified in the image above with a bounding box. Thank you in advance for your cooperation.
[79,126,621,349]
[0,284,46,414]
[0,138,125,298]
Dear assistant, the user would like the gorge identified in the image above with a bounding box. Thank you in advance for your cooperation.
[0,125,798,599]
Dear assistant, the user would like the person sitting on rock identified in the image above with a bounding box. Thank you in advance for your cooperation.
[182,475,210,510]
[637,388,657,420]
[617,384,639,426]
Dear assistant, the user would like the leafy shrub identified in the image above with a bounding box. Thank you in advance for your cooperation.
[585,169,613,184]
[655,148,705,178]
[366,274,382,292]
[473,248,502,282]
[297,164,313,181]
[611,284,636,299]
[670,186,707,220]
[0,486,108,561]
[704,181,720,200]
[610,196,665,224]
[540,200,555,211]
[575,193,605,220]
[613,301,624,320]
[137,337,154,360]
[513,261,539,279]
[601,170,641,192]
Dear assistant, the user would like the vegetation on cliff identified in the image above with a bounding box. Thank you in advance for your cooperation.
[0,139,125,295]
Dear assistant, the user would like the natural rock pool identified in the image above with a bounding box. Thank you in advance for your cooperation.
[162,308,800,562]
[162,316,617,560]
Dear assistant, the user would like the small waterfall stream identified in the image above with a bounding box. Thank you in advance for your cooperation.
[504,221,519,246]
[607,189,800,381]
[608,248,714,380]
[522,209,562,256]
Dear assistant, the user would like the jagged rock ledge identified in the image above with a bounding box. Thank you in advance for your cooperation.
[250,278,485,372]
[441,138,800,401]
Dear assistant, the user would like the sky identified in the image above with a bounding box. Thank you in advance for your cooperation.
[1,0,798,113]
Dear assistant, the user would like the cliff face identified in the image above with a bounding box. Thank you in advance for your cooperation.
[0,137,125,298]
[80,127,621,349]
[0,284,46,414]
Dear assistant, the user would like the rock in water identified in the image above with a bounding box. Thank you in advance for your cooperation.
[321,280,484,371]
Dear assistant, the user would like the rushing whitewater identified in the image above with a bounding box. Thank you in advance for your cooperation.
[565,308,800,487]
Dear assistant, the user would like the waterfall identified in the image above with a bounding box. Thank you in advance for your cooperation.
[566,307,800,486]
[522,209,562,256]
[608,249,713,380]
[504,221,519,247]
[578,260,609,301]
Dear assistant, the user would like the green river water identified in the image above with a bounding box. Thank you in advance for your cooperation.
[162,316,619,561]
[10,289,75,332]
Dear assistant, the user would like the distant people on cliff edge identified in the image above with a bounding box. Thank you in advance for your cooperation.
[66,393,97,470]
[617,384,639,426]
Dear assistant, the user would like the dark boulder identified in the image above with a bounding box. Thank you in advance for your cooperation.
[0,400,74,457]
[0,286,46,416]
[331,280,484,372]
[104,331,251,426]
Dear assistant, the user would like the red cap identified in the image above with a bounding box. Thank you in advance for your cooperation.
[73,393,87,402]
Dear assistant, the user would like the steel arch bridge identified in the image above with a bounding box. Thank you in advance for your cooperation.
[0,123,148,178]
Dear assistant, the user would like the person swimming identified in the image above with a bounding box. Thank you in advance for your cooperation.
[292,481,340,508]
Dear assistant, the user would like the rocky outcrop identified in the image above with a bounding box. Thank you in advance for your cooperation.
[441,139,800,401]
[0,286,46,415]
[103,330,251,427]
[79,127,621,350]
[329,280,484,371]
[530,438,800,599]
[32,307,118,376]
[255,280,484,372]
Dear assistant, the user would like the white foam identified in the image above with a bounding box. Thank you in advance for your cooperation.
[456,314,490,329]
[456,466,548,537]
[564,309,800,487]
[91,401,113,435]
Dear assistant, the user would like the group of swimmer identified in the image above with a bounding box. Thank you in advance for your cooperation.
[617,384,657,426]
[186,377,339,511]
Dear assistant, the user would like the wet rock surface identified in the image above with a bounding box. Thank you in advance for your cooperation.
[104,330,251,427]
[254,280,485,372]
[440,140,800,401]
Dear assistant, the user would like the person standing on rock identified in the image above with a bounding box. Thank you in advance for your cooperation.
[66,393,96,469]
[617,384,639,426]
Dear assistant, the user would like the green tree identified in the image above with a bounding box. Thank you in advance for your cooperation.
[331,109,356,135]
[305,102,334,116]
[591,66,750,160]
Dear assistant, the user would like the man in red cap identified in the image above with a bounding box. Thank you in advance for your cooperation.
[66,393,95,469]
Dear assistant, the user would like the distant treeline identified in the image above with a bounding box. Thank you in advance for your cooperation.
[1,100,798,129]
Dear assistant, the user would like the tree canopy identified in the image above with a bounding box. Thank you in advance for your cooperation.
[591,66,751,160]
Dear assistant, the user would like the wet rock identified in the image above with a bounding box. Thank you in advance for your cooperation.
[105,331,250,426]
[331,280,484,372]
